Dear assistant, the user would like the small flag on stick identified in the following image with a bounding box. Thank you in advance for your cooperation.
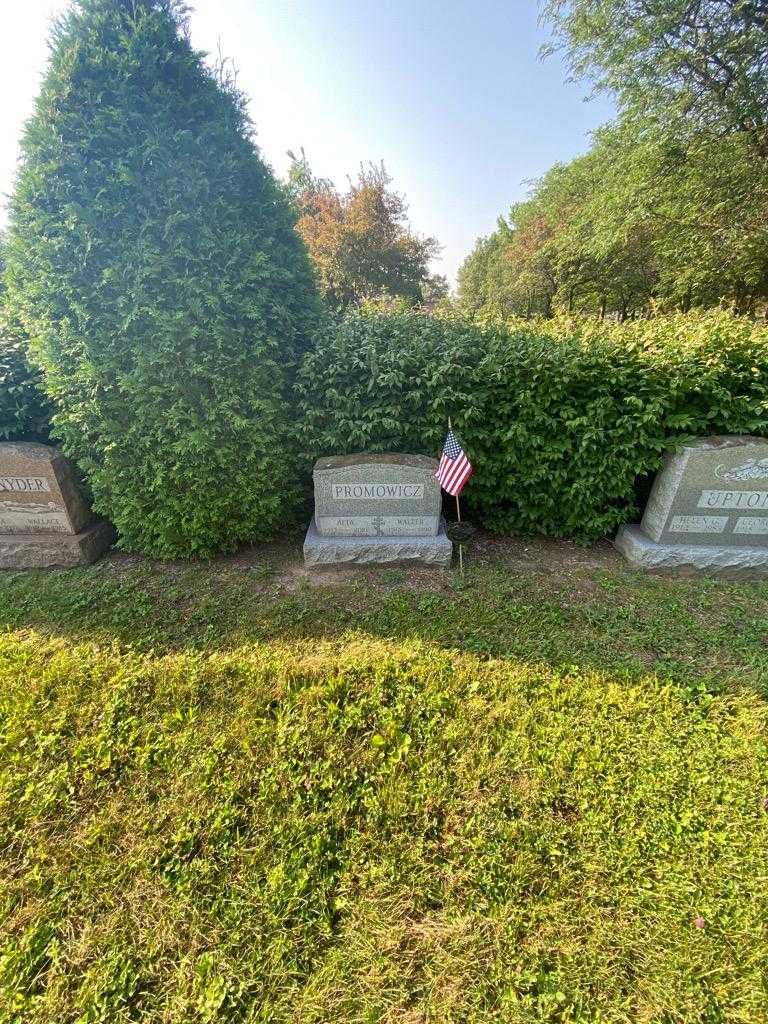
[436,428,473,497]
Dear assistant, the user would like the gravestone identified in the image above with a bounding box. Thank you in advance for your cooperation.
[304,453,452,567]
[0,442,115,569]
[615,435,768,576]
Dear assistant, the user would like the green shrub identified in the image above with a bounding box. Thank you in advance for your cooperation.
[296,311,482,459]
[5,0,319,558]
[297,310,768,539]
[0,282,52,442]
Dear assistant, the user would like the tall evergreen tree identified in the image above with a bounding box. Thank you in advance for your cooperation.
[5,0,320,557]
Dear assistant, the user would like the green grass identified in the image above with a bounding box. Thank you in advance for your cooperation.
[1,546,768,1022]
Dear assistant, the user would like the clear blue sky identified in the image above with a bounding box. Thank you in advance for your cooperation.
[0,1,615,285]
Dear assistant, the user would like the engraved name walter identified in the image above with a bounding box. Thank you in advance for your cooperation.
[306,453,452,564]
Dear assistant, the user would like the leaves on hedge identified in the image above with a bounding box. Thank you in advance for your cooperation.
[0,286,52,443]
[297,309,768,541]
[4,0,320,558]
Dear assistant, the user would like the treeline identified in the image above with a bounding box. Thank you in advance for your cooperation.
[3,0,768,558]
[459,0,768,320]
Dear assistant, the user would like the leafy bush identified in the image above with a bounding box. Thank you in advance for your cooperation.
[296,311,482,459]
[297,310,768,539]
[5,0,319,558]
[0,304,52,443]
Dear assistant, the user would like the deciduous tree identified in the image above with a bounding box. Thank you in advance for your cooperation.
[289,153,439,310]
[541,0,768,152]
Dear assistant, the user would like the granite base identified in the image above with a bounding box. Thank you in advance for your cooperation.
[0,521,116,569]
[615,524,768,578]
[304,518,452,568]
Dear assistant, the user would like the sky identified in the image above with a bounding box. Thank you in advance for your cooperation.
[0,0,616,286]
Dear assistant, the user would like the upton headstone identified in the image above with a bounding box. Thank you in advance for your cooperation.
[304,453,452,567]
[615,435,768,576]
[0,442,114,569]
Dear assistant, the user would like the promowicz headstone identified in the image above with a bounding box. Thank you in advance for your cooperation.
[304,453,452,567]
[615,435,768,576]
[0,442,114,568]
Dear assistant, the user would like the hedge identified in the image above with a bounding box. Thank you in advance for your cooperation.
[296,310,768,540]
[0,289,52,443]
[5,0,320,559]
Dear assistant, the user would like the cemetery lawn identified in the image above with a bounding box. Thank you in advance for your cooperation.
[1,535,767,1023]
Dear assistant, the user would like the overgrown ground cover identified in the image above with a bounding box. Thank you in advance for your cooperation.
[1,536,767,1023]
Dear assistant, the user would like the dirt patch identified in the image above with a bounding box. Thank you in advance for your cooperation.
[465,532,622,572]
[93,528,626,594]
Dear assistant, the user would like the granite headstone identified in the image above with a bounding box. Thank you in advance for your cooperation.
[304,453,452,567]
[615,435,768,576]
[0,442,114,568]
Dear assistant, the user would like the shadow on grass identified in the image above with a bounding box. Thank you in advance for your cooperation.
[1,537,767,694]
[2,545,768,1023]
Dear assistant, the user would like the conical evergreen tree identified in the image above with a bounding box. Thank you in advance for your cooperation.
[5,0,320,557]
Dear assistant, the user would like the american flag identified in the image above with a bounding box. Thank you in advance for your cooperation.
[436,428,473,496]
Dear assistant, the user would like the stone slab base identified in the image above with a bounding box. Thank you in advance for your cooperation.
[615,524,768,579]
[0,521,116,570]
[304,518,452,568]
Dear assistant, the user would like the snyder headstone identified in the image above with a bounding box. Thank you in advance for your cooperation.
[304,453,452,567]
[615,435,768,576]
[0,442,114,568]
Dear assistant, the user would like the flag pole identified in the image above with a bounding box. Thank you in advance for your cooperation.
[447,416,464,575]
